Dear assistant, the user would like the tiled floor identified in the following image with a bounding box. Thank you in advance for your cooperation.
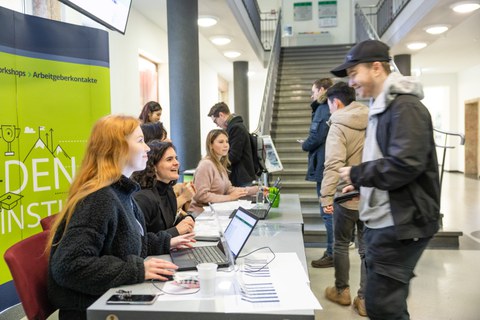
[307,172,480,319]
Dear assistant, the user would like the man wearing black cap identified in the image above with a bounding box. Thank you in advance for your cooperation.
[334,40,440,319]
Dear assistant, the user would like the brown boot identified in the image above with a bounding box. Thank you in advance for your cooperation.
[325,286,351,306]
[311,252,333,268]
[353,296,367,317]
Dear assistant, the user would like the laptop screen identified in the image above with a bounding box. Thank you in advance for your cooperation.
[223,206,258,259]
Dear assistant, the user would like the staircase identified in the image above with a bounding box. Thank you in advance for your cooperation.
[270,44,351,246]
[269,44,462,249]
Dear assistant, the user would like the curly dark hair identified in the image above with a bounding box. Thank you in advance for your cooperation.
[131,140,175,189]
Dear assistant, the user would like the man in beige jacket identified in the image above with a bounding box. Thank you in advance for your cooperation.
[320,82,369,317]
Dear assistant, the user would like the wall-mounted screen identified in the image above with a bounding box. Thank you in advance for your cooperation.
[59,0,132,34]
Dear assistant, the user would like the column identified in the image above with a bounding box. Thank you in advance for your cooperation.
[167,0,201,171]
[393,54,411,76]
[233,61,250,129]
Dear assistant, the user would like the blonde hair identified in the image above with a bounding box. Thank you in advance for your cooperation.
[46,114,141,253]
[205,129,230,177]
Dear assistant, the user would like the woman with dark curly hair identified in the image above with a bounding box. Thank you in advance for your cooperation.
[131,140,195,236]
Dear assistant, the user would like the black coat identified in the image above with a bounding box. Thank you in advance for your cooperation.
[226,115,256,186]
[350,94,440,240]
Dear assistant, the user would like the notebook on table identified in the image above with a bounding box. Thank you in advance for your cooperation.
[229,189,280,220]
[170,206,259,271]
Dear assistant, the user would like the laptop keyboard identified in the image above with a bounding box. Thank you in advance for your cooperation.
[190,246,225,264]
[249,209,266,216]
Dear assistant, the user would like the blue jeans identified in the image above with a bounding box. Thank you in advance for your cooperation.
[364,226,431,320]
[333,203,366,297]
[317,183,333,256]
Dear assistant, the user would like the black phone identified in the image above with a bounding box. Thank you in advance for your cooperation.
[334,190,360,204]
[106,294,158,305]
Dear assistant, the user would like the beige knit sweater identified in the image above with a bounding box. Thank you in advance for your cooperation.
[189,159,257,213]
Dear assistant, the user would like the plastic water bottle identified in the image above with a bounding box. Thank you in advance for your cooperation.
[256,180,264,204]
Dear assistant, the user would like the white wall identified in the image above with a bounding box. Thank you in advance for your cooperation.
[107,7,266,159]
[419,63,480,173]
[457,64,480,172]
[420,73,461,171]
[281,0,354,45]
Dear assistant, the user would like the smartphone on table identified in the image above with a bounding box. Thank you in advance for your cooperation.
[106,294,158,305]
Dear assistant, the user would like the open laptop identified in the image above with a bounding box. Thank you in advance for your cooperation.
[229,188,280,220]
[170,206,259,271]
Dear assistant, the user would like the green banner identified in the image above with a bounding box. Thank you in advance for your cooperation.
[0,6,110,287]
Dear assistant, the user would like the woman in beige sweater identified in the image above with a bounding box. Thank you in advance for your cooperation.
[189,129,258,213]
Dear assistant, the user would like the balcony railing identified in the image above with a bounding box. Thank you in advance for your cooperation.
[357,0,410,39]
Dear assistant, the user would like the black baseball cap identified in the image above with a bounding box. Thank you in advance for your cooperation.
[331,40,391,77]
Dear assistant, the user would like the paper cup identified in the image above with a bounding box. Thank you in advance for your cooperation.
[196,263,217,297]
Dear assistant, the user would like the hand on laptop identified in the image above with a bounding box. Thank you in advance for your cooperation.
[144,258,178,281]
[229,187,248,200]
[170,232,196,249]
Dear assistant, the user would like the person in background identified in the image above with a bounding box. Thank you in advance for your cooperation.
[334,40,440,320]
[320,82,369,317]
[208,102,256,187]
[132,140,195,236]
[47,115,195,320]
[302,78,334,268]
[141,121,169,143]
[189,129,258,213]
[139,101,162,123]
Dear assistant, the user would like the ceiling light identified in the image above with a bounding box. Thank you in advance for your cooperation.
[223,51,241,58]
[407,42,427,50]
[451,1,480,13]
[210,36,232,46]
[198,16,218,27]
[424,24,449,35]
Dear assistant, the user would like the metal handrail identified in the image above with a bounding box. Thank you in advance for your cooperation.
[254,9,281,136]
[434,128,465,189]
[355,3,399,72]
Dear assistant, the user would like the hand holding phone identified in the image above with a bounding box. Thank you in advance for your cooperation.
[334,190,360,204]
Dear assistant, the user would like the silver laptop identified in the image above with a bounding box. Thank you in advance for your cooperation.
[170,206,259,271]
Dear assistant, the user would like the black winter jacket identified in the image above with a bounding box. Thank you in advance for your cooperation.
[48,176,172,319]
[302,100,331,182]
[350,94,440,240]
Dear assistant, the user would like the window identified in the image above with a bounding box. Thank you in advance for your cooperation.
[139,55,158,109]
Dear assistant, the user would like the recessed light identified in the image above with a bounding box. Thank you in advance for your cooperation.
[407,42,427,50]
[210,36,232,46]
[424,24,449,35]
[451,1,480,13]
[223,51,241,58]
[198,16,218,27]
